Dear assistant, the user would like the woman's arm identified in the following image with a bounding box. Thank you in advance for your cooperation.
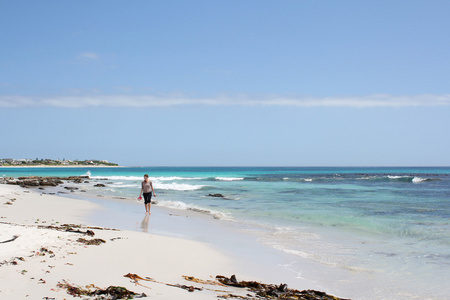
[150,181,156,197]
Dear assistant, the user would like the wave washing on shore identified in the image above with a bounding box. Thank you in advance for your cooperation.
[1,166,450,299]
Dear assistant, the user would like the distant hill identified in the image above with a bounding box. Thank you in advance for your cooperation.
[0,158,119,167]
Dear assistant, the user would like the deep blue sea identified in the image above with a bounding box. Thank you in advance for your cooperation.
[2,166,449,299]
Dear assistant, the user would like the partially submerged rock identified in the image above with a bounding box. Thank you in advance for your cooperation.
[208,193,225,198]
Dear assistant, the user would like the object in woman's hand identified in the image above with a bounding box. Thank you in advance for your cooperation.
[138,196,142,200]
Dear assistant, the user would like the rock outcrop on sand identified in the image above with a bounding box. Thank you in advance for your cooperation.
[4,176,89,188]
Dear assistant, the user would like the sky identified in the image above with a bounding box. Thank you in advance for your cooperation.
[1,0,449,166]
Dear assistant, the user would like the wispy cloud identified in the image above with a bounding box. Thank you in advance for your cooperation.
[1,94,449,108]
[78,52,99,60]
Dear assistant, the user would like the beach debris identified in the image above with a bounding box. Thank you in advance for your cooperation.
[0,256,25,266]
[64,186,79,192]
[0,221,118,235]
[124,273,202,292]
[36,247,55,257]
[87,225,120,231]
[57,280,145,299]
[0,234,19,244]
[216,275,348,300]
[21,269,27,275]
[182,275,226,287]
[77,238,106,245]
[218,294,254,299]
[123,273,153,289]
[38,278,46,284]
[59,224,95,236]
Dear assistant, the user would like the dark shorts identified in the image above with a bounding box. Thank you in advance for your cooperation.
[143,192,152,204]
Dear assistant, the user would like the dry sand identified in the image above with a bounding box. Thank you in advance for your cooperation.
[0,184,253,299]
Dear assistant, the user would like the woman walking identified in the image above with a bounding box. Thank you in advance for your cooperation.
[139,174,156,214]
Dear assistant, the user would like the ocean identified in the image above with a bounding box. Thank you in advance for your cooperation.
[1,166,449,299]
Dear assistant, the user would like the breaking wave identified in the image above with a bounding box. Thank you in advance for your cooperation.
[156,183,206,191]
[91,175,204,181]
[215,177,244,181]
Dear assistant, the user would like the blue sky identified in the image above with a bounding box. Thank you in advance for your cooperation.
[1,1,449,166]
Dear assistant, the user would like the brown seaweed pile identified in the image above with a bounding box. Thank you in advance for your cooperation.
[216,275,349,300]
[122,273,348,300]
[57,280,146,299]
[77,238,106,245]
[123,273,202,292]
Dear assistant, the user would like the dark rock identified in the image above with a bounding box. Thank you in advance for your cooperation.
[208,193,225,198]
[18,176,39,180]
[6,180,23,185]
[64,187,79,191]
[94,184,106,187]
[22,180,40,186]
[68,176,90,180]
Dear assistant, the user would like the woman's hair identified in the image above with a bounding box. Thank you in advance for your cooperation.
[144,174,149,178]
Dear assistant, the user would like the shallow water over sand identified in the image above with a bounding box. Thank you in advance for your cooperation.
[2,166,449,299]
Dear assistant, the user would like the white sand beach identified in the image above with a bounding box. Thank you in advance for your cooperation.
[0,184,257,299]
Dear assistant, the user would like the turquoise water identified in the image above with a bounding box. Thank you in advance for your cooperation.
[2,166,450,298]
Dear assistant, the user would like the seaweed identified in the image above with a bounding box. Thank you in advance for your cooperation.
[123,273,202,292]
[122,273,348,299]
[216,275,349,300]
[77,238,106,245]
[183,275,227,287]
[57,280,146,299]
[0,235,19,244]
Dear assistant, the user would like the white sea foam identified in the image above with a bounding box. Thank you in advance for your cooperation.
[272,244,313,259]
[112,184,140,188]
[387,175,409,179]
[154,176,204,181]
[215,177,244,181]
[91,175,204,181]
[155,200,232,220]
[304,179,313,182]
[412,177,426,183]
[91,175,142,181]
[156,182,205,191]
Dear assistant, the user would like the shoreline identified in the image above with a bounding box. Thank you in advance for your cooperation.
[0,184,346,299]
[0,184,248,299]
[0,165,124,168]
